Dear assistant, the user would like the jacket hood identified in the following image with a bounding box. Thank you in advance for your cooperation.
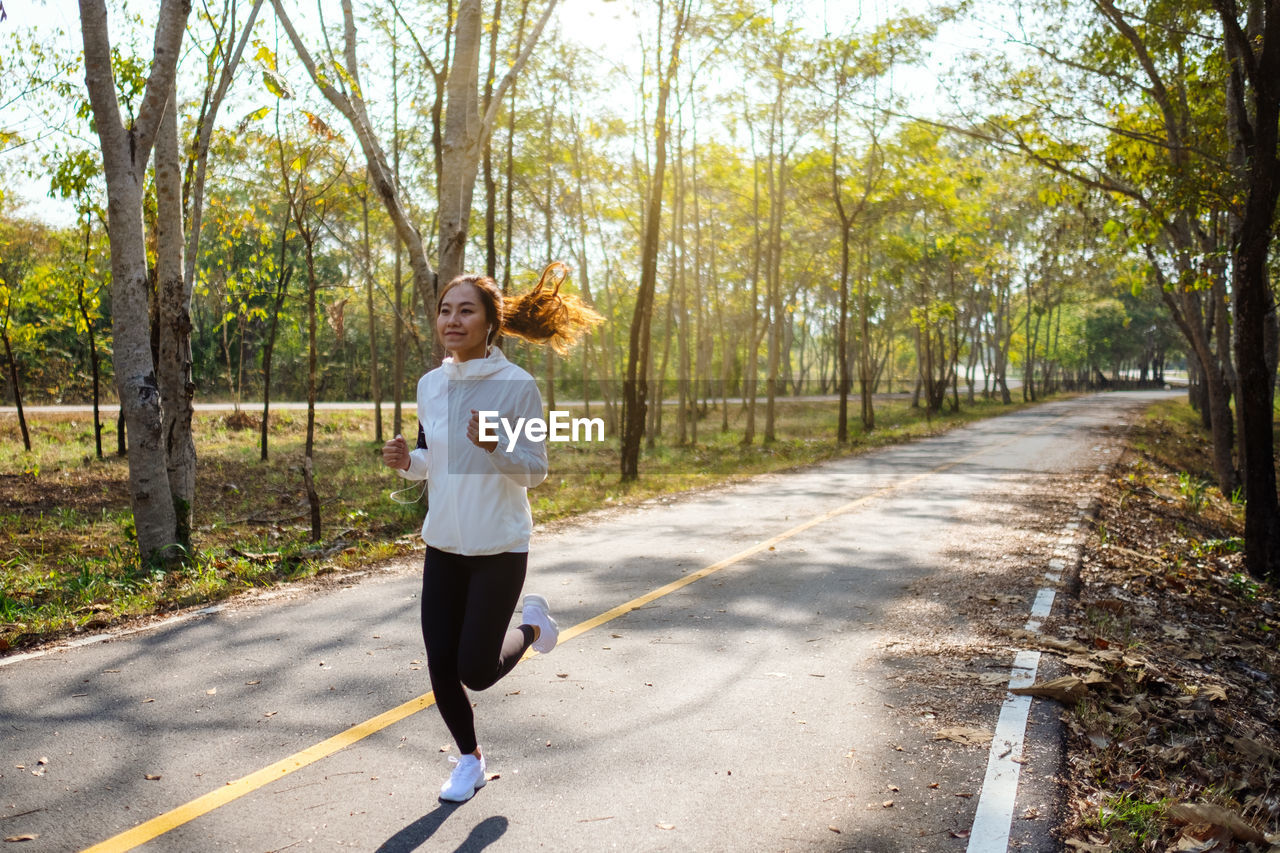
[441,346,511,380]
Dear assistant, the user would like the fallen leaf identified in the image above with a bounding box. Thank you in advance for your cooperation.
[1168,834,1222,853]
[1012,631,1088,654]
[1010,675,1088,704]
[263,711,277,718]
[245,680,260,686]
[934,727,993,746]
[949,830,971,839]
[1196,684,1227,702]
[828,825,841,833]
[1064,839,1111,853]
[1230,736,1280,764]
[144,774,161,781]
[1167,803,1266,844]
[3,834,38,842]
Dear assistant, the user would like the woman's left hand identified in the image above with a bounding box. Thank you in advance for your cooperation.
[467,409,499,453]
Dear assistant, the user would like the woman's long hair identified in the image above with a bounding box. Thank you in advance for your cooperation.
[438,262,603,355]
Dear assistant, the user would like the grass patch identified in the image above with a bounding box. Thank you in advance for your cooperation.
[0,393,1044,650]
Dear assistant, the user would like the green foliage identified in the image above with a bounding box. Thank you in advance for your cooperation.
[1226,572,1260,602]
[1095,793,1165,844]
[1177,471,1209,513]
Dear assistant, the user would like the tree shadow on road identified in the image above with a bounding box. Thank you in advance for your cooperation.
[374,808,508,852]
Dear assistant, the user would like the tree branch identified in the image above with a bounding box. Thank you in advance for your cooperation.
[1092,0,1186,157]
[185,0,265,290]
[481,0,560,144]
[132,0,192,163]
[1212,0,1263,84]
[78,0,126,158]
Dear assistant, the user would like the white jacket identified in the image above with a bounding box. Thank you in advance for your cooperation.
[398,348,548,555]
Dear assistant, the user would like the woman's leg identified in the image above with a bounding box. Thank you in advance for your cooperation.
[422,548,534,756]
[421,547,479,755]
[456,551,534,692]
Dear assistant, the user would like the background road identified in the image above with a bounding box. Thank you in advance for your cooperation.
[0,392,1173,852]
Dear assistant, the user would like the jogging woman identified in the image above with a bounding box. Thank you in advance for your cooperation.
[381,264,600,803]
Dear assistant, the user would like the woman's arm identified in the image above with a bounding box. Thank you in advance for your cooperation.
[481,378,548,488]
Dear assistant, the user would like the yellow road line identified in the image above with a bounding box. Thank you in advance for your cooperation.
[81,409,1073,852]
[80,692,438,853]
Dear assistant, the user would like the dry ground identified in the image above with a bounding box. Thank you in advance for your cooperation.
[1053,404,1279,851]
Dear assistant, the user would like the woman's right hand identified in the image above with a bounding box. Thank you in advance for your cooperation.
[382,434,410,471]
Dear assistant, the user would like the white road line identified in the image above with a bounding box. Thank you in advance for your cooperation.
[1024,589,1057,633]
[966,649,1042,851]
[967,498,1095,849]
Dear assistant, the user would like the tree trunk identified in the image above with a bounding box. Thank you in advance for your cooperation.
[1218,0,1280,579]
[79,0,188,565]
[621,0,688,480]
[836,222,851,443]
[155,81,196,554]
[76,219,104,460]
[362,183,383,443]
[859,236,874,430]
[1,328,30,452]
[303,227,321,544]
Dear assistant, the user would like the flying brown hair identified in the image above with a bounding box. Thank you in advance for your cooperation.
[438,262,603,356]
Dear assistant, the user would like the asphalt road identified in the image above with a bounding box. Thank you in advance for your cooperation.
[0,391,1175,852]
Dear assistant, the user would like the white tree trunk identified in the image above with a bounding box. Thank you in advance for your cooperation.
[79,0,189,564]
[156,81,196,549]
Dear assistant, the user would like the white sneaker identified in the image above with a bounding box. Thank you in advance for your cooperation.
[522,593,559,654]
[439,753,486,803]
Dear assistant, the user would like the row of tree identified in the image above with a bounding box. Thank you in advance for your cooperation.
[0,0,1275,580]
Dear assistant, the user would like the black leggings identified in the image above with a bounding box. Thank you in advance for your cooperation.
[421,546,535,755]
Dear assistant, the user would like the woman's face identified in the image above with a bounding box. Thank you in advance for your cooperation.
[437,282,491,362]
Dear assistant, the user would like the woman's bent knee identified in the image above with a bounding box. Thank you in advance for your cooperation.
[459,669,499,692]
